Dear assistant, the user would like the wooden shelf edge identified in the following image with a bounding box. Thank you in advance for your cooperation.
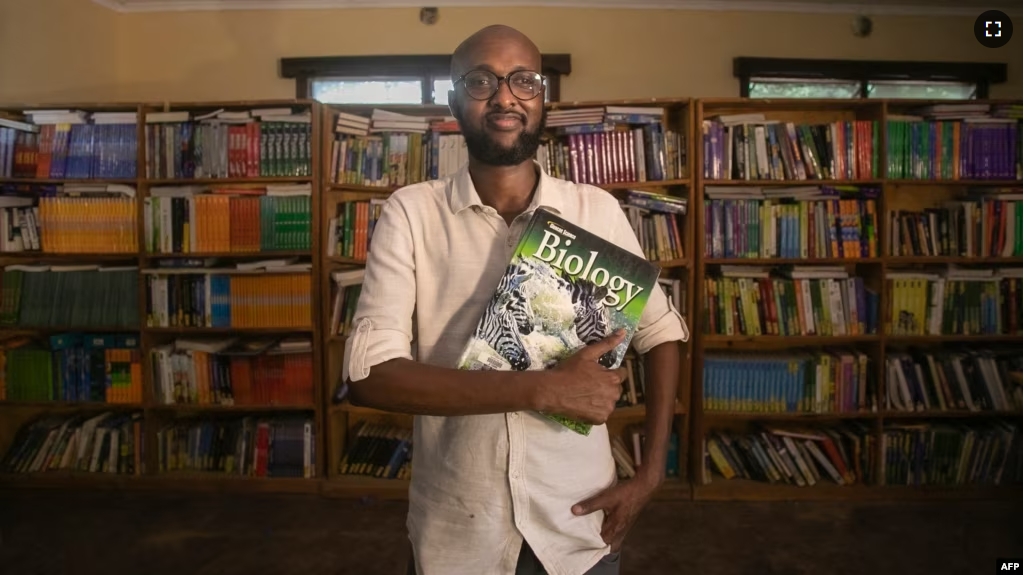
[692,479,1020,501]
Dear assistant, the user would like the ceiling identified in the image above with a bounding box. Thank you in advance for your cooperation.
[92,0,1019,16]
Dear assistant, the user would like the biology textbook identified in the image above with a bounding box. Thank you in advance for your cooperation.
[456,207,660,435]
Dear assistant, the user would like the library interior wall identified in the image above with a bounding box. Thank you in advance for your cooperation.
[0,0,1021,105]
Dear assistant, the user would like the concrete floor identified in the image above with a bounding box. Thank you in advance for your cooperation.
[0,489,1019,575]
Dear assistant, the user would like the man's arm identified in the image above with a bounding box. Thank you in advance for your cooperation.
[635,340,680,487]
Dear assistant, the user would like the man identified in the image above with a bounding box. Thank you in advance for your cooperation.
[342,24,688,575]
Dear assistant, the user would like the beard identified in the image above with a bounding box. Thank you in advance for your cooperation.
[461,109,547,167]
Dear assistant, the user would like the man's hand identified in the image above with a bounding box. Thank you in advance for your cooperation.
[570,475,659,553]
[536,329,629,425]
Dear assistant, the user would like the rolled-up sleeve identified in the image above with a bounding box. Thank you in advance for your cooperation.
[606,196,690,354]
[342,197,417,383]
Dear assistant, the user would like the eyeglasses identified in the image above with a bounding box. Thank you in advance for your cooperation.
[455,69,545,101]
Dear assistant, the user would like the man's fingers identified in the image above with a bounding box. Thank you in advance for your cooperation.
[581,329,625,361]
[571,491,608,516]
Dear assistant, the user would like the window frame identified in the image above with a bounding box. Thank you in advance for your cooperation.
[281,54,570,104]
[734,57,1007,99]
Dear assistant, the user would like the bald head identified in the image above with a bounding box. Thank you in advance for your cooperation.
[450,25,541,82]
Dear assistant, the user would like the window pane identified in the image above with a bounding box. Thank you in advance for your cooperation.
[433,78,454,106]
[866,80,977,100]
[749,78,860,99]
[312,78,423,105]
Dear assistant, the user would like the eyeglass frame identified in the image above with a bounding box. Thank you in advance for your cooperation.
[453,69,546,101]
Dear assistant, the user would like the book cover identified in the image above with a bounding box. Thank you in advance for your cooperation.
[456,207,661,435]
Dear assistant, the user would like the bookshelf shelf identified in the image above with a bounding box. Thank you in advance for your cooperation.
[703,180,884,186]
[704,258,882,265]
[143,327,314,334]
[887,179,1022,186]
[598,178,690,190]
[143,251,311,259]
[884,334,1020,343]
[702,412,878,422]
[322,476,411,500]
[886,256,1022,265]
[878,410,1022,420]
[145,177,315,185]
[701,335,880,347]
[0,178,138,185]
[0,401,144,409]
[149,404,317,412]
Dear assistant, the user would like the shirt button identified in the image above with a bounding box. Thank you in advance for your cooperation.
[510,412,517,419]
[512,471,520,479]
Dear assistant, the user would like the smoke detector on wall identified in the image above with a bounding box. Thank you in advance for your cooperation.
[851,15,873,37]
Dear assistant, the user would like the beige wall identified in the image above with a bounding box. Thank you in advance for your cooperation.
[0,0,120,104]
[1,1,1020,105]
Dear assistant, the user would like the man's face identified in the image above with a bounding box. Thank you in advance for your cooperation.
[449,38,546,167]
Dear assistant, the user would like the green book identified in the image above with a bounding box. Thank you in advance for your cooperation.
[456,208,660,435]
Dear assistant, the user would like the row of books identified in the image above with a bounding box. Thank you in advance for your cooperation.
[143,267,312,329]
[703,186,879,259]
[150,337,313,406]
[327,199,383,260]
[157,415,315,478]
[330,110,465,186]
[703,350,873,414]
[0,194,137,254]
[1,411,144,476]
[704,421,1023,488]
[144,184,313,253]
[887,269,1020,336]
[0,265,139,328]
[536,124,685,185]
[616,355,647,408]
[0,333,142,404]
[888,193,1022,258]
[330,131,467,188]
[611,426,680,480]
[881,422,1019,486]
[145,110,314,179]
[884,348,1021,413]
[704,424,876,486]
[701,117,879,181]
[338,421,412,480]
[886,118,1021,180]
[703,267,879,337]
[329,279,362,337]
[0,121,139,180]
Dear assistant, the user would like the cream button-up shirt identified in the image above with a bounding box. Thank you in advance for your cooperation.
[343,161,689,575]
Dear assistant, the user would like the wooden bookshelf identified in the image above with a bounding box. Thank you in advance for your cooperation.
[692,97,1022,499]
[1,97,1018,500]
[0,101,324,485]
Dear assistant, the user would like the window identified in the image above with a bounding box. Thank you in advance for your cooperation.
[735,58,1006,100]
[865,80,977,100]
[281,55,570,105]
[748,78,861,99]
[311,77,424,105]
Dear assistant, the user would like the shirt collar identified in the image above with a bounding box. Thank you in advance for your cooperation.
[448,160,565,216]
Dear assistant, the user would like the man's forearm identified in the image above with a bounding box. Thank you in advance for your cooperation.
[637,341,681,486]
[348,358,545,416]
